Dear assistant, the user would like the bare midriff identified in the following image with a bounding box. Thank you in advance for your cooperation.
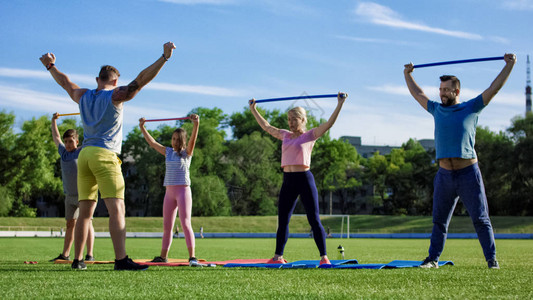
[438,157,477,170]
[283,165,310,172]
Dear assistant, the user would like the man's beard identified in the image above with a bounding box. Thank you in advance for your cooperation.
[441,95,456,106]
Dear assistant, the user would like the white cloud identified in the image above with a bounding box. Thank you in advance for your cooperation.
[145,82,245,97]
[334,35,412,46]
[488,36,510,44]
[0,85,188,122]
[502,0,533,10]
[0,85,79,114]
[0,67,245,97]
[355,2,483,40]
[367,84,412,96]
[0,68,52,80]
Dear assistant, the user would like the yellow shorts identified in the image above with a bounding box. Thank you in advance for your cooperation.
[77,146,125,201]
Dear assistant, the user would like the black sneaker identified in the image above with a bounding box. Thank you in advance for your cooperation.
[114,256,149,271]
[487,259,500,269]
[71,259,87,270]
[50,254,70,262]
[419,257,438,269]
[150,256,168,263]
[85,255,95,261]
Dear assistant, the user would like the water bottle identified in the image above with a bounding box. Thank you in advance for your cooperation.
[337,245,345,260]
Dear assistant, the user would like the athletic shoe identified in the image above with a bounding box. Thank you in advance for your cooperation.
[114,256,149,271]
[319,257,331,265]
[487,259,500,269]
[150,256,168,263]
[50,254,69,262]
[419,257,439,269]
[85,255,95,261]
[189,257,201,267]
[71,259,87,270]
[266,257,287,264]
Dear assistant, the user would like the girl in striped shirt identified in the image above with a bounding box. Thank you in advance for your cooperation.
[139,114,200,266]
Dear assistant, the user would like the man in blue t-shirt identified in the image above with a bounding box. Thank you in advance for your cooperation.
[50,113,95,262]
[404,53,516,269]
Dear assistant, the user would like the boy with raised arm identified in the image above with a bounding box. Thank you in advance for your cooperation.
[50,112,95,263]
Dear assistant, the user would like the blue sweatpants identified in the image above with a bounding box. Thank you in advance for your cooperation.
[428,163,496,261]
[275,171,327,256]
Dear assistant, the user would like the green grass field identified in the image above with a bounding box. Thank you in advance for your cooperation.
[2,215,533,233]
[1,237,532,299]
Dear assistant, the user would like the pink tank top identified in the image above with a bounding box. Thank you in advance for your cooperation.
[280,128,318,168]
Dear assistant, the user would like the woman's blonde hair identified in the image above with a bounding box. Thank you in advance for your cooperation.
[288,106,307,128]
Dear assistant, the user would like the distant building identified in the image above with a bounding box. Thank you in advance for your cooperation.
[340,136,434,158]
[36,196,59,217]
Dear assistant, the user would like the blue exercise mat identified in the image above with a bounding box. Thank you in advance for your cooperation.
[224,259,359,269]
[224,259,454,269]
[330,260,454,269]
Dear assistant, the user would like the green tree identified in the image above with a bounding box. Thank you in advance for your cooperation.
[230,107,288,140]
[312,134,362,214]
[363,151,390,213]
[0,111,16,216]
[386,139,436,215]
[507,114,533,215]
[0,186,15,216]
[224,131,281,215]
[189,107,228,176]
[122,107,232,216]
[122,125,167,216]
[475,127,514,215]
[188,107,232,215]
[4,115,62,216]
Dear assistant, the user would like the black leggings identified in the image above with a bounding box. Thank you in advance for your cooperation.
[275,171,327,256]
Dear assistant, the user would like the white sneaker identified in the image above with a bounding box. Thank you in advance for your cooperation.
[419,257,439,269]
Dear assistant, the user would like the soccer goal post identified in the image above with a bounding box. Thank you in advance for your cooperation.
[295,214,350,239]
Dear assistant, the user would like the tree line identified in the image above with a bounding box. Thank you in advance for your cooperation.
[1,108,532,217]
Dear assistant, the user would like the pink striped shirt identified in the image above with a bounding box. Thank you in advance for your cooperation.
[280,128,318,168]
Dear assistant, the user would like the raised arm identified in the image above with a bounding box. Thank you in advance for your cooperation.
[481,53,516,105]
[313,92,347,139]
[249,99,283,140]
[112,42,177,103]
[186,114,199,156]
[404,63,429,110]
[51,113,62,147]
[139,118,166,156]
[39,53,87,103]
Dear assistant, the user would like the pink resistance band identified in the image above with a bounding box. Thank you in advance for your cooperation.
[144,117,189,122]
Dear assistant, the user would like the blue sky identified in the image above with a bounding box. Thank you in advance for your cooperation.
[1,0,532,146]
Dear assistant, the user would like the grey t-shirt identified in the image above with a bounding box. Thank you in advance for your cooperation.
[58,144,81,196]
